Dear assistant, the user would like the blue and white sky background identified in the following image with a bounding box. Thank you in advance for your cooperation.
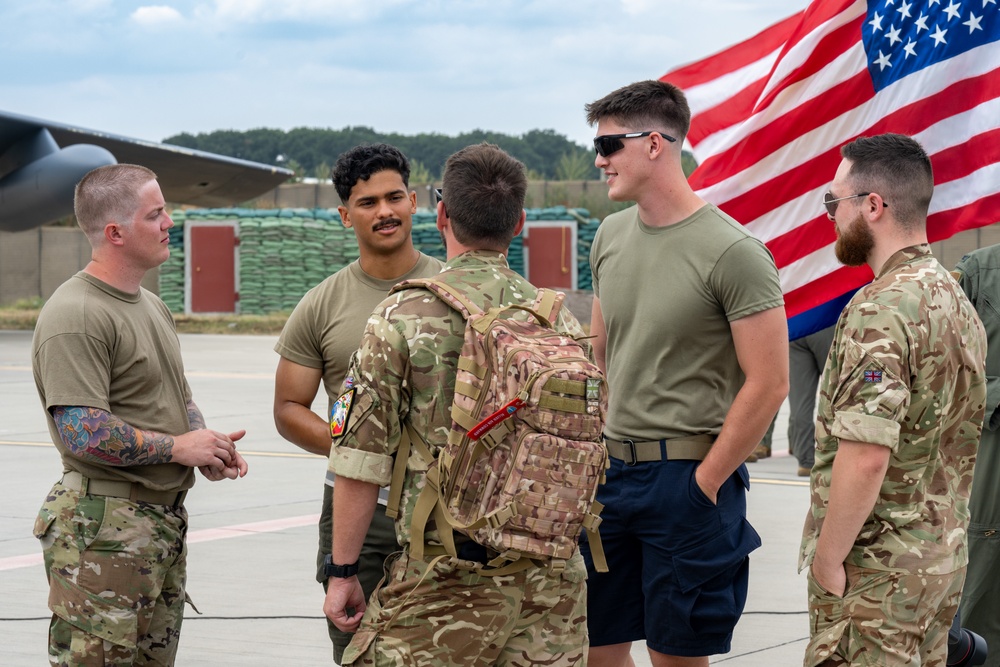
[1,0,792,149]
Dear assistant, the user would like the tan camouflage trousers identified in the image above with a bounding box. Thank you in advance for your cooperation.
[343,550,589,666]
[805,563,965,667]
[34,482,188,667]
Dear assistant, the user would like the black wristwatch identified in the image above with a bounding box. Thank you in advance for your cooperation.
[323,553,359,578]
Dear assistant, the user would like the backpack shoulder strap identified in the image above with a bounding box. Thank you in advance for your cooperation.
[392,277,481,319]
[532,288,564,324]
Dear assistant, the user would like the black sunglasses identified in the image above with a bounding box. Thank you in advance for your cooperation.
[822,191,888,217]
[434,188,443,204]
[593,131,676,157]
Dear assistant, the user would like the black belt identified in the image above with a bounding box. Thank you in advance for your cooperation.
[61,471,187,507]
[604,434,714,466]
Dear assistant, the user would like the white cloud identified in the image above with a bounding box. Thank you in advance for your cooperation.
[131,5,184,27]
[206,0,410,23]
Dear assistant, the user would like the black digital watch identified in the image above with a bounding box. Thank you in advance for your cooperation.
[322,553,359,578]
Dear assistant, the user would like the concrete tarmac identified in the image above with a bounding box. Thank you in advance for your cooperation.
[0,330,811,665]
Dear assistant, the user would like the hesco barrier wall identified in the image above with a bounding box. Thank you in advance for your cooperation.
[160,206,601,315]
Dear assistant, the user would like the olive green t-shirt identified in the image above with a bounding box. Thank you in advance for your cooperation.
[32,272,194,491]
[591,204,783,440]
[274,254,443,414]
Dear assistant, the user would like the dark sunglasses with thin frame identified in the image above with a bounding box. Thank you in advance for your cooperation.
[593,131,676,158]
[822,192,888,217]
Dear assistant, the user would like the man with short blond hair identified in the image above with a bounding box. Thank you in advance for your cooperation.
[33,163,248,666]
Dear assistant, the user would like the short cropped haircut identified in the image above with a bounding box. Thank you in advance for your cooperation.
[74,164,157,239]
[440,143,527,248]
[332,143,410,203]
[841,133,934,229]
[585,79,692,140]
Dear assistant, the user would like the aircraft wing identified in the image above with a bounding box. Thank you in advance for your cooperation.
[0,109,293,232]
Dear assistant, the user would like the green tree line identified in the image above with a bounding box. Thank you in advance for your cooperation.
[163,127,600,181]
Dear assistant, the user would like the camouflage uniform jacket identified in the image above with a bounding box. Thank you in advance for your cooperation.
[954,245,1000,529]
[800,244,987,575]
[328,250,587,549]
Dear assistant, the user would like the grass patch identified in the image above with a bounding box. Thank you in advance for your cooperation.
[0,307,290,335]
[171,313,290,335]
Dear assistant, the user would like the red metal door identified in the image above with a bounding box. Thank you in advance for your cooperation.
[189,225,237,313]
[523,222,575,290]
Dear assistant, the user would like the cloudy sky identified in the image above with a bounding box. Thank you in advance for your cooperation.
[1,0,793,150]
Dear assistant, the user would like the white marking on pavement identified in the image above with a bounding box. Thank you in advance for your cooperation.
[0,514,320,572]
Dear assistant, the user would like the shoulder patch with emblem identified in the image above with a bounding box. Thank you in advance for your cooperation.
[330,388,356,438]
[863,369,883,383]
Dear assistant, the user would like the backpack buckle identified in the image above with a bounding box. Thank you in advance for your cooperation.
[621,439,638,466]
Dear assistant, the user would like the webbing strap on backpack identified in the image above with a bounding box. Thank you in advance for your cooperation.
[387,424,458,560]
[386,423,539,575]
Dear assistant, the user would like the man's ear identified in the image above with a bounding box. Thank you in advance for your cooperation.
[513,209,526,237]
[409,190,417,214]
[863,193,888,222]
[648,132,671,160]
[435,200,448,230]
[338,205,352,229]
[104,223,125,246]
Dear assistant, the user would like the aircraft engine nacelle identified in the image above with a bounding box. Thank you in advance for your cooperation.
[0,142,116,232]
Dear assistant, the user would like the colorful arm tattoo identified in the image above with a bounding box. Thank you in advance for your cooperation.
[50,406,174,467]
[187,399,206,430]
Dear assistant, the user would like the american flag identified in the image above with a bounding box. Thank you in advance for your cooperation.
[662,0,1000,339]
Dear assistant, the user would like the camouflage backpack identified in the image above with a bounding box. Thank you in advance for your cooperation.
[386,277,609,573]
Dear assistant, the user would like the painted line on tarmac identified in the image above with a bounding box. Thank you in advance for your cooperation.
[186,514,320,544]
[0,514,321,572]
[753,478,809,487]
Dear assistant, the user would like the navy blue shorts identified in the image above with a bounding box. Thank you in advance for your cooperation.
[579,458,761,657]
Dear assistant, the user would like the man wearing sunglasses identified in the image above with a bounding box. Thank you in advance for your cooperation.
[581,79,788,667]
[800,133,986,666]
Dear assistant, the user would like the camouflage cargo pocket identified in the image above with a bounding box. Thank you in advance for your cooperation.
[33,506,57,549]
[805,570,850,666]
[48,495,140,650]
[340,555,398,666]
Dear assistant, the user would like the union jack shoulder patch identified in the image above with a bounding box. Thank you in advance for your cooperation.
[863,369,883,383]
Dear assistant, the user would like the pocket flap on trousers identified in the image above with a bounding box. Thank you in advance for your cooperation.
[671,518,761,594]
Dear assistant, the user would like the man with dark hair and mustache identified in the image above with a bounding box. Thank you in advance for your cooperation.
[273,143,442,664]
[800,133,987,666]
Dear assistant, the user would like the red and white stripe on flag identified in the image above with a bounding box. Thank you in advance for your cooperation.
[662,0,1000,338]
